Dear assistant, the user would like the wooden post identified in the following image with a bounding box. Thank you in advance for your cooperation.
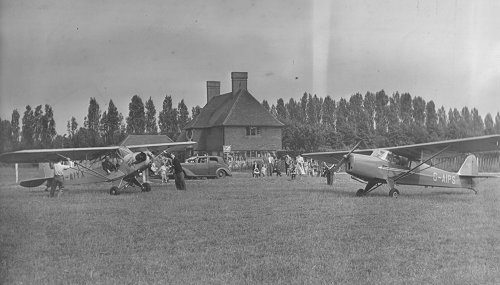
[15,163,19,183]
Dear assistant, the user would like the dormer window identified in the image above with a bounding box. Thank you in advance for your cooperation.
[246,126,261,136]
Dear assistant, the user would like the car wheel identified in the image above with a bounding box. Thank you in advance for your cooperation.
[216,169,226,178]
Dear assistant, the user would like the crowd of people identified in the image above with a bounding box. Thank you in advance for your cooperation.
[46,151,336,198]
[247,153,335,184]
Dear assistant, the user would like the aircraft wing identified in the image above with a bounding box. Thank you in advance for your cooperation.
[302,149,374,164]
[385,135,500,161]
[127,141,197,154]
[0,146,120,163]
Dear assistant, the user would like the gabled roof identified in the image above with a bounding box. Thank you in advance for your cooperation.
[185,89,284,129]
[119,134,173,146]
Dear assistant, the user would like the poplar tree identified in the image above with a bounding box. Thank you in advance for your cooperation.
[145,97,158,134]
[158,95,179,139]
[191,106,202,121]
[126,95,146,135]
[484,113,495,135]
[21,105,35,148]
[86,98,101,146]
[425,100,439,141]
[0,118,12,152]
[178,99,189,131]
[11,109,20,149]
[276,98,287,122]
[33,105,44,147]
[261,100,270,112]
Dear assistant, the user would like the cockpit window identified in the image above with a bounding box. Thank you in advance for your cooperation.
[372,149,409,167]
[117,146,133,158]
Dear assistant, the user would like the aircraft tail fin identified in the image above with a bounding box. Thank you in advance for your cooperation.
[457,154,479,176]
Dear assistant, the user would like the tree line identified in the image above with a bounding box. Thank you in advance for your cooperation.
[1,90,500,153]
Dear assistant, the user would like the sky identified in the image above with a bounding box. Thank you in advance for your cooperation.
[1,0,499,134]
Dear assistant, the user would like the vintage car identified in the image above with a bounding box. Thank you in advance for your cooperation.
[177,156,232,179]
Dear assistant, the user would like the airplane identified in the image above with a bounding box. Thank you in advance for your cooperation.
[0,141,196,195]
[302,135,500,197]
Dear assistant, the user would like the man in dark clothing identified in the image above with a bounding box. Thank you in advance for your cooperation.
[166,153,186,190]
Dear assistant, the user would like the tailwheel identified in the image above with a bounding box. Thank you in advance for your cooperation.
[356,189,365,197]
[141,182,151,192]
[389,188,400,198]
[110,186,120,195]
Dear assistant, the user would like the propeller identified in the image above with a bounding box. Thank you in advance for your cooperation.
[332,140,362,172]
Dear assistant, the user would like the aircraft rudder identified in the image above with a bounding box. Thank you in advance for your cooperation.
[457,154,478,176]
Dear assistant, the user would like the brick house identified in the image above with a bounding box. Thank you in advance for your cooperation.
[181,72,284,160]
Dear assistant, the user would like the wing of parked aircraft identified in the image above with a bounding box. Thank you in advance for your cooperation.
[0,141,196,163]
[384,135,500,161]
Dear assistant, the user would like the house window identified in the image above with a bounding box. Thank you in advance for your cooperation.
[246,126,261,136]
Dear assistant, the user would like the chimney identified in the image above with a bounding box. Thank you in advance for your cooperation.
[231,72,248,94]
[206,81,220,103]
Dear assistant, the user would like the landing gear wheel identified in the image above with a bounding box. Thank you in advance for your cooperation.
[216,169,226,178]
[141,182,151,192]
[389,189,400,198]
[356,189,365,197]
[110,186,120,195]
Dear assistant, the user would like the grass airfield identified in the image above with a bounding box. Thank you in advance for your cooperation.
[1,167,499,284]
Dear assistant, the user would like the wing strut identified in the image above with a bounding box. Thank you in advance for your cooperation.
[392,145,450,183]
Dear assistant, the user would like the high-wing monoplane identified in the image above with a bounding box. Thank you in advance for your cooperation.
[0,141,196,195]
[303,135,500,197]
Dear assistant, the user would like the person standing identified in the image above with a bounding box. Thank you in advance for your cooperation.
[167,153,186,190]
[159,163,169,184]
[50,160,71,197]
[323,162,335,185]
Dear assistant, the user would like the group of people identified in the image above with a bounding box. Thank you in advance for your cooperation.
[251,154,282,177]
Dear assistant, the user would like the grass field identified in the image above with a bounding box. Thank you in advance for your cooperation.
[1,166,499,284]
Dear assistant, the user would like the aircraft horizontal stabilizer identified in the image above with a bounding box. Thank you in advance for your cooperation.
[19,178,51,188]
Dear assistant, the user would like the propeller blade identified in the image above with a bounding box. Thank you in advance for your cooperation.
[332,140,362,172]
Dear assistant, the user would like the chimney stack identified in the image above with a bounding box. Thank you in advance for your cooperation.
[231,72,248,94]
[206,81,220,103]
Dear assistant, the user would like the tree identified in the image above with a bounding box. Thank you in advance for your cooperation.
[145,97,158,134]
[425,100,439,141]
[40,104,56,148]
[11,109,20,149]
[471,108,484,136]
[21,105,35,148]
[276,98,287,122]
[374,90,389,146]
[262,100,270,112]
[447,108,461,139]
[178,99,189,131]
[158,95,179,139]
[484,113,495,135]
[85,98,101,146]
[126,95,146,135]
[412,96,427,143]
[0,118,12,153]
[364,92,376,139]
[106,100,121,145]
[33,105,44,147]
[437,106,447,139]
[191,106,202,121]
[321,96,335,129]
[495,112,500,134]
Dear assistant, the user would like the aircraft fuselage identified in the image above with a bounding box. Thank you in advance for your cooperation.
[347,152,475,190]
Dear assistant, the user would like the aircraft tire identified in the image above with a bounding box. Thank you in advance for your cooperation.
[356,189,365,197]
[110,186,120,195]
[216,169,226,178]
[142,183,151,192]
[389,189,400,198]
